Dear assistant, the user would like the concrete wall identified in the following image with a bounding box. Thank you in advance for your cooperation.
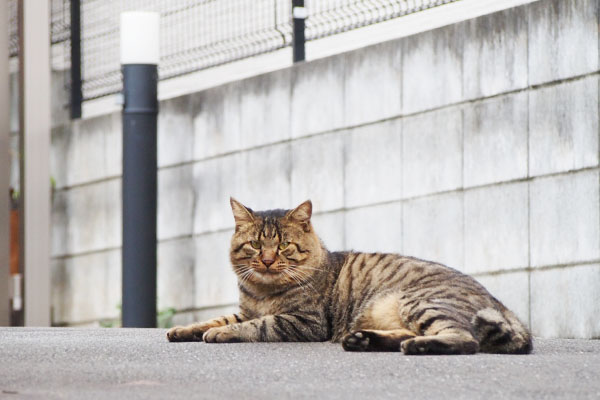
[46,0,600,337]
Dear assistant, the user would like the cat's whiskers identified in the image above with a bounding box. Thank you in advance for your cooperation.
[239,273,253,287]
[282,269,311,295]
[282,269,301,289]
[237,268,254,286]
[294,268,321,294]
[287,264,322,290]
[297,276,318,294]
[233,264,254,278]
[294,265,326,273]
[286,268,318,295]
[235,265,253,276]
[280,263,319,289]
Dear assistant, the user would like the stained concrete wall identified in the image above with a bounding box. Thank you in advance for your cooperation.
[46,0,600,337]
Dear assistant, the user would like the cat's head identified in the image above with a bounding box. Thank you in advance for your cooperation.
[229,198,324,287]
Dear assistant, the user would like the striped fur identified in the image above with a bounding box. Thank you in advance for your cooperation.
[167,199,532,355]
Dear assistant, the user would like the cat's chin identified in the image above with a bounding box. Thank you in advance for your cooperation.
[255,269,282,279]
[250,269,292,286]
[250,268,276,276]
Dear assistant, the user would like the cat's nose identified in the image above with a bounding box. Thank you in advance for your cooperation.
[262,258,275,267]
[261,251,276,267]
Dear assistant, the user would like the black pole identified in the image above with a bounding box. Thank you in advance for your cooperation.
[122,64,158,328]
[292,0,305,62]
[69,0,82,119]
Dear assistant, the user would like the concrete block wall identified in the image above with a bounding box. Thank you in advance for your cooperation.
[47,0,600,337]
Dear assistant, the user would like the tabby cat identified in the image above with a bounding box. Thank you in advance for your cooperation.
[167,198,532,355]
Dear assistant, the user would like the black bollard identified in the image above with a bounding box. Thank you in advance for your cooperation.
[292,0,306,62]
[121,12,159,328]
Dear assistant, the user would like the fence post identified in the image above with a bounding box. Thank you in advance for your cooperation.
[70,0,82,119]
[292,0,306,62]
[0,0,11,326]
[19,0,51,327]
[120,11,159,328]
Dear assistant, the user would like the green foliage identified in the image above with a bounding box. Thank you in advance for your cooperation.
[99,318,119,328]
[157,307,176,329]
[10,175,55,202]
[99,304,121,328]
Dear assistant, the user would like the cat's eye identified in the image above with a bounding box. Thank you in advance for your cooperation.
[250,240,261,249]
[278,242,289,250]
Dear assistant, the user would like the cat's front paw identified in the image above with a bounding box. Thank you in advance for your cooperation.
[166,326,203,342]
[202,326,241,343]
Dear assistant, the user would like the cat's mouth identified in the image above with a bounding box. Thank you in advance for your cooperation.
[252,262,288,275]
[256,268,280,275]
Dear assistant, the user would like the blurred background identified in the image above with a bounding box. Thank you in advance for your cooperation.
[2,0,599,338]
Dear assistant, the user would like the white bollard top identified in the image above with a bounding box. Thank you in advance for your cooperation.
[120,11,160,65]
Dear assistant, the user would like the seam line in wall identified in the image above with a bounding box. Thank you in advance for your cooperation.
[526,5,532,329]
[459,18,466,270]
[51,228,235,260]
[51,245,121,261]
[170,303,239,315]
[322,166,599,212]
[597,5,600,340]
[460,108,466,270]
[470,259,600,278]
[54,175,121,192]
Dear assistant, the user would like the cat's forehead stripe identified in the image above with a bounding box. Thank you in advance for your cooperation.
[260,217,281,240]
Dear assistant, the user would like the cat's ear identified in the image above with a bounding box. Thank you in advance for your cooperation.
[286,200,312,231]
[230,197,255,228]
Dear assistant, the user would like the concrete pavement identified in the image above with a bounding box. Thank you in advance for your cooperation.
[1,328,599,399]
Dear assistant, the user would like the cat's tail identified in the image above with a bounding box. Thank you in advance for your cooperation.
[472,307,533,354]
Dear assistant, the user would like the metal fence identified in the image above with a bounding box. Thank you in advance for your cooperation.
[9,0,72,69]
[8,0,458,103]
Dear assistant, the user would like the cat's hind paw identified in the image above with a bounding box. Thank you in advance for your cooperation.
[342,329,416,352]
[342,331,371,352]
[400,336,479,355]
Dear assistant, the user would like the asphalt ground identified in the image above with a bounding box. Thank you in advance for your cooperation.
[1,328,599,399]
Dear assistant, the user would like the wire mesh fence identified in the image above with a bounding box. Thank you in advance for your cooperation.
[8,0,72,69]
[79,0,294,99]
[7,0,460,102]
[8,0,18,58]
[305,0,457,40]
